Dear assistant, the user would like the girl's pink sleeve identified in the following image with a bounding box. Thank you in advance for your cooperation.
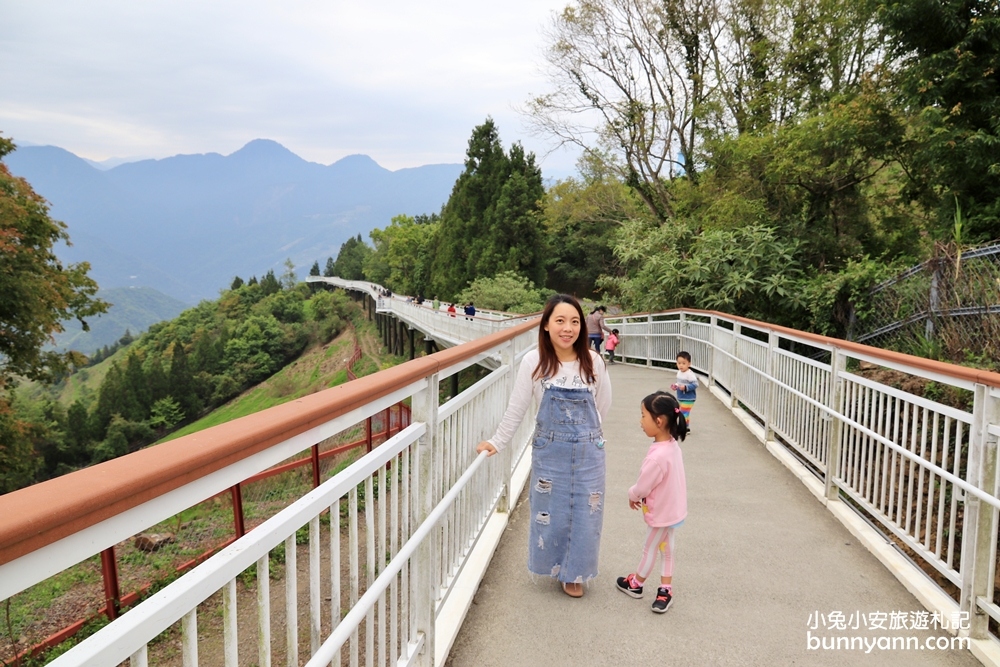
[628,458,665,502]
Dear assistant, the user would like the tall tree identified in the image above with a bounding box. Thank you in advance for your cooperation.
[0,136,107,387]
[879,0,1000,240]
[332,234,372,280]
[365,215,439,296]
[431,119,546,297]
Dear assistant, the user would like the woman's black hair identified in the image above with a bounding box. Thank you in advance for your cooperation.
[642,390,687,442]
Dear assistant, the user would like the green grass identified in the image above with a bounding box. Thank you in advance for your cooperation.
[21,347,127,408]
[160,384,284,442]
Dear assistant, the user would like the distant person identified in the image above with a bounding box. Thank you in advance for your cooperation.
[447,303,457,317]
[585,305,611,354]
[433,297,440,311]
[670,351,697,428]
[464,302,476,320]
[606,329,620,364]
[616,390,687,614]
[476,294,611,598]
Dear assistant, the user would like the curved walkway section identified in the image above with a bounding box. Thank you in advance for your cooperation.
[306,277,533,350]
[447,363,980,666]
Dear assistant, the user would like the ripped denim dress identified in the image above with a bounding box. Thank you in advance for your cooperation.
[528,383,606,584]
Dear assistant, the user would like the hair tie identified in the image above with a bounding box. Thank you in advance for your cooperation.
[674,408,681,413]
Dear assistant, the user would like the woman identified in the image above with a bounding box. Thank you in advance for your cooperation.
[477,294,612,598]
[585,305,612,354]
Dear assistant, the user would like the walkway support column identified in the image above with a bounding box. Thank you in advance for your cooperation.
[412,373,439,666]
[961,383,1000,639]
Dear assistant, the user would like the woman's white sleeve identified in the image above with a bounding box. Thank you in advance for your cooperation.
[486,357,536,451]
[594,353,612,423]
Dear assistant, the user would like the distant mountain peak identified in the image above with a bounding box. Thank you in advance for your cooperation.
[329,153,389,174]
[229,139,305,163]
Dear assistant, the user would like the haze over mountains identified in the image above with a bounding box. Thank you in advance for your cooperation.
[3,139,463,303]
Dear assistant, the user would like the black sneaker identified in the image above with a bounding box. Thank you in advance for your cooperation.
[651,587,673,613]
[616,573,643,598]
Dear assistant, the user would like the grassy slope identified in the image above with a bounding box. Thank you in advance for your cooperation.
[161,308,406,443]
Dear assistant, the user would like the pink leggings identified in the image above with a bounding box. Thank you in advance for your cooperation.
[636,525,677,580]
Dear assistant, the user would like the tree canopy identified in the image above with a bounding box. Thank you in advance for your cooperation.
[0,136,107,387]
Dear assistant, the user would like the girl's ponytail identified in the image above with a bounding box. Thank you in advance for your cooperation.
[641,391,688,442]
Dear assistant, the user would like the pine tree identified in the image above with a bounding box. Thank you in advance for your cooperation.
[430,119,545,297]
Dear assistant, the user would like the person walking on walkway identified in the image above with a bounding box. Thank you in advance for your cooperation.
[605,328,620,364]
[616,390,688,613]
[671,351,698,428]
[585,305,612,354]
[477,294,612,598]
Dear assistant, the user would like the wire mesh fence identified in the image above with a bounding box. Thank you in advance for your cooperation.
[851,242,1000,367]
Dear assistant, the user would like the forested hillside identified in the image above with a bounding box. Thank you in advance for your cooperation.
[52,286,189,354]
[6,273,356,492]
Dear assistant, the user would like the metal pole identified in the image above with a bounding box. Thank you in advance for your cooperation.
[231,484,246,538]
[411,372,439,667]
[824,348,847,501]
[962,384,1000,638]
[100,547,121,621]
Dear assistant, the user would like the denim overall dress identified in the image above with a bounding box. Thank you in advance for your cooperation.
[528,383,606,583]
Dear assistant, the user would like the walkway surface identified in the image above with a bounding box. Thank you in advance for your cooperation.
[446,363,980,666]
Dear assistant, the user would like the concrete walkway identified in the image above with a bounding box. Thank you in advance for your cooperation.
[446,363,980,666]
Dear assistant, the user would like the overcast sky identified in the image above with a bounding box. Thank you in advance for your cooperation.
[0,0,579,176]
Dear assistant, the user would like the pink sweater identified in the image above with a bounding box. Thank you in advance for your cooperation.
[628,439,687,527]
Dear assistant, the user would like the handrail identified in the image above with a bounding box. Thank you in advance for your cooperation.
[607,308,1000,389]
[0,317,539,571]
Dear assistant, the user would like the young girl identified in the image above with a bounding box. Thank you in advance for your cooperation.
[606,329,620,364]
[616,391,687,613]
[477,294,612,598]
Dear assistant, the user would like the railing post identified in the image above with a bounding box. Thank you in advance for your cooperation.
[100,547,121,621]
[310,444,321,488]
[678,312,686,357]
[366,416,373,453]
[231,484,246,538]
[961,384,999,639]
[730,323,741,409]
[764,331,778,442]
[412,373,439,666]
[497,340,516,514]
[824,347,847,501]
[708,315,717,388]
[646,314,653,367]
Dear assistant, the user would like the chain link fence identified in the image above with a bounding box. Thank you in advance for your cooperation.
[851,242,1000,368]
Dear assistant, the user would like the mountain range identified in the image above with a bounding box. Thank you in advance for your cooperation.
[3,140,463,302]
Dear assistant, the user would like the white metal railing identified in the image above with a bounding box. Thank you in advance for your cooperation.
[607,310,1000,641]
[10,321,538,667]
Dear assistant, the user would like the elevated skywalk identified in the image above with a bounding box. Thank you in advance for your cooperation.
[306,277,532,352]
[447,363,980,666]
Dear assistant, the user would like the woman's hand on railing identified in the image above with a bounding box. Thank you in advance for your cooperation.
[475,441,497,457]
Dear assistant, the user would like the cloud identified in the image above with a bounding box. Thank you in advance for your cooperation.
[0,0,579,176]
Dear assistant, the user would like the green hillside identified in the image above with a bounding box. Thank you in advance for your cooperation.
[53,286,190,355]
